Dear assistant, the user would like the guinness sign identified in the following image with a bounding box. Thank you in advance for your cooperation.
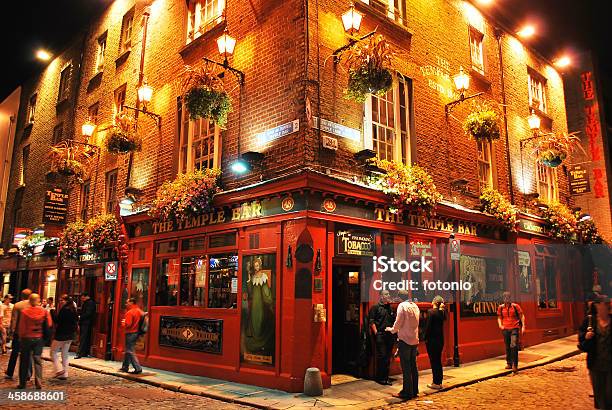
[159,316,223,354]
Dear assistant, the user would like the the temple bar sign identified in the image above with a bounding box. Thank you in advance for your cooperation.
[569,164,591,195]
[42,186,69,225]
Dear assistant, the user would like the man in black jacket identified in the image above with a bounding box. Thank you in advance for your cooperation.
[368,289,396,385]
[75,292,96,359]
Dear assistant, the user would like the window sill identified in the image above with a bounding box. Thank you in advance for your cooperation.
[87,71,104,93]
[115,49,131,69]
[56,98,70,112]
[179,20,226,61]
[354,1,412,39]
[530,107,553,129]
[470,67,491,89]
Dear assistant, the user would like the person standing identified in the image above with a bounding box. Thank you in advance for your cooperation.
[579,294,612,410]
[4,289,32,380]
[17,293,51,389]
[50,294,78,380]
[424,296,446,390]
[369,289,396,385]
[385,290,420,400]
[76,292,96,359]
[497,291,525,373]
[0,294,14,354]
[120,297,143,374]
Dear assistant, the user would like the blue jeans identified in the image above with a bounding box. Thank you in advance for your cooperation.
[502,328,519,366]
[122,332,142,372]
[19,338,42,387]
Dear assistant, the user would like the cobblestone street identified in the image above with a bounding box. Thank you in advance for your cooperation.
[0,353,253,409]
[381,355,593,410]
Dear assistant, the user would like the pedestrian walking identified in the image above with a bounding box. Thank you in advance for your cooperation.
[424,296,446,390]
[75,292,96,358]
[17,293,52,389]
[385,290,420,400]
[579,294,612,410]
[497,291,525,373]
[4,288,32,380]
[0,294,14,354]
[369,289,396,385]
[120,297,144,374]
[50,294,78,380]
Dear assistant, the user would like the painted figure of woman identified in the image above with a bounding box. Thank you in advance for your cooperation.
[244,257,274,363]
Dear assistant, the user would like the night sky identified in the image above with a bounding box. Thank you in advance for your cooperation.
[0,0,608,101]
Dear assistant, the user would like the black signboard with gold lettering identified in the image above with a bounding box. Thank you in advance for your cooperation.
[568,164,591,195]
[335,229,376,257]
[159,316,223,354]
[42,186,69,225]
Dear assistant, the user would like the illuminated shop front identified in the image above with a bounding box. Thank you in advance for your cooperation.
[100,170,588,392]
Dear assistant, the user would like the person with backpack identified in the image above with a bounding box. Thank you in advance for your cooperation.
[120,297,144,374]
[497,291,526,373]
[50,294,78,380]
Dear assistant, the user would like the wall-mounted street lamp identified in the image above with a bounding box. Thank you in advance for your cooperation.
[527,110,541,135]
[445,67,484,115]
[202,27,245,85]
[137,82,154,108]
[342,3,363,35]
[230,151,264,175]
[81,118,96,138]
[333,4,376,63]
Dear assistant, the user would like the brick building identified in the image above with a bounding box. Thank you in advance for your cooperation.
[0,0,607,392]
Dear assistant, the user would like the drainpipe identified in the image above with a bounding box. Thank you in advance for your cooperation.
[495,28,515,204]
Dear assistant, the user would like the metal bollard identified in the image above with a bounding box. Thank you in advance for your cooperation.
[303,367,323,396]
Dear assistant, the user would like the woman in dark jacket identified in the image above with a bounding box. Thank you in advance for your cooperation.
[50,295,78,380]
[424,295,446,390]
[579,294,612,410]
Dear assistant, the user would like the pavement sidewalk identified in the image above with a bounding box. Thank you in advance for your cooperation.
[41,335,580,409]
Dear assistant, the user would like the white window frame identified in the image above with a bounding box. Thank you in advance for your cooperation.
[360,0,407,26]
[27,94,37,124]
[528,72,547,113]
[105,169,118,213]
[477,140,493,192]
[363,74,412,164]
[186,0,225,44]
[114,84,127,115]
[469,27,485,75]
[120,10,134,53]
[80,180,91,221]
[536,162,558,203]
[58,65,71,102]
[96,34,106,73]
[179,103,221,173]
[20,145,29,186]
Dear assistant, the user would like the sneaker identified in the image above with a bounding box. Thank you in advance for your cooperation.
[512,365,518,373]
[427,383,442,390]
[118,368,129,373]
[4,373,13,381]
[505,364,512,369]
[130,369,143,375]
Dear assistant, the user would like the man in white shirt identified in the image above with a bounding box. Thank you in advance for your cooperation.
[386,290,420,400]
[0,294,14,354]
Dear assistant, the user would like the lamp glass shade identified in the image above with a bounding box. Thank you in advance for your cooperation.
[217,32,236,56]
[342,6,362,34]
[230,158,250,174]
[453,67,470,92]
[138,83,153,105]
[81,120,96,137]
[527,111,541,131]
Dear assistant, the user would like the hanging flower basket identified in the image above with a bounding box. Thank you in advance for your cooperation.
[540,202,578,243]
[182,65,233,127]
[106,111,141,154]
[343,35,394,102]
[52,157,86,181]
[368,159,442,215]
[576,217,604,244]
[533,132,584,168]
[86,214,120,253]
[463,106,501,142]
[59,220,87,261]
[150,168,222,222]
[479,188,518,231]
[18,234,47,258]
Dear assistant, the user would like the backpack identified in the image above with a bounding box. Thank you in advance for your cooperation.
[137,312,148,336]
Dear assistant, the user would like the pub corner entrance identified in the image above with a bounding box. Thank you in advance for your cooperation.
[332,263,368,377]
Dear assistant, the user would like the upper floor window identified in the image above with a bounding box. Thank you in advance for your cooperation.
[186,0,225,44]
[114,84,127,114]
[120,9,134,53]
[477,140,493,192]
[52,123,64,145]
[80,180,91,221]
[536,162,557,203]
[96,33,107,73]
[105,169,118,213]
[20,145,30,186]
[58,65,71,101]
[360,0,407,26]
[88,102,99,125]
[363,74,412,163]
[27,94,37,124]
[528,71,547,113]
[469,27,485,75]
[179,101,221,172]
